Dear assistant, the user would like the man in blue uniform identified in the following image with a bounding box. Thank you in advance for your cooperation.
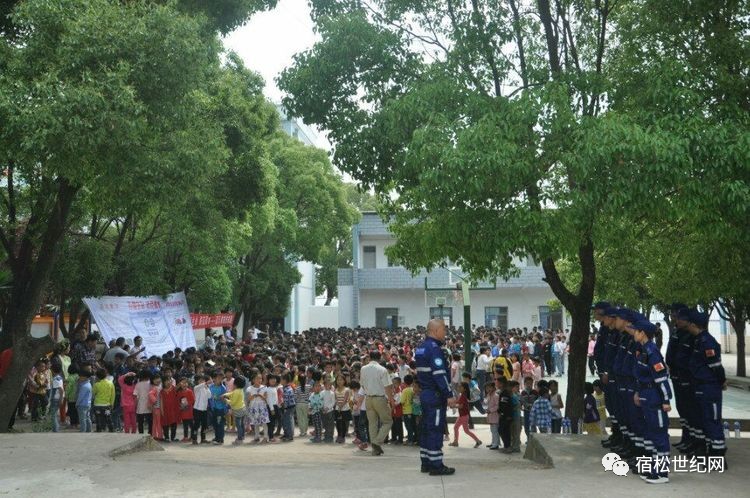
[633,319,672,484]
[610,308,636,456]
[674,307,704,455]
[665,303,691,450]
[686,310,727,466]
[601,307,624,449]
[415,319,457,476]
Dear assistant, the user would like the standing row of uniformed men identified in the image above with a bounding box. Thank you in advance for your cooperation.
[593,302,727,484]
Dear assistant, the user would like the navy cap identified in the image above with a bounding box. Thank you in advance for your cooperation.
[675,308,691,321]
[613,308,637,322]
[603,307,619,317]
[629,319,657,338]
[688,310,709,328]
[592,301,611,310]
[631,311,648,322]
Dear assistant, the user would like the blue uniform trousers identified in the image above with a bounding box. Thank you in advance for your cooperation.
[695,383,725,452]
[419,393,447,470]
[640,388,670,478]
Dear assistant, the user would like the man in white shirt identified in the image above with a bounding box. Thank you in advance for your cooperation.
[359,351,394,455]
[554,338,567,376]
[475,347,491,400]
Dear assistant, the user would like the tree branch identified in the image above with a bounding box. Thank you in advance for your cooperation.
[446,0,491,97]
[508,0,529,88]
[470,0,502,97]
[537,0,561,76]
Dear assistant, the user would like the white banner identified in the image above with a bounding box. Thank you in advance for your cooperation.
[83,292,196,358]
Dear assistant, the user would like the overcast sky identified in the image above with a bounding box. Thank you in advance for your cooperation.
[222,1,325,134]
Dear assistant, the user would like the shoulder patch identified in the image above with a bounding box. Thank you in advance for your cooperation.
[434,358,443,367]
[705,349,715,357]
[653,362,665,372]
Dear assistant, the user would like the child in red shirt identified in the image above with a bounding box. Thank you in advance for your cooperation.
[176,377,195,442]
[160,377,180,442]
[390,377,404,444]
[449,383,482,448]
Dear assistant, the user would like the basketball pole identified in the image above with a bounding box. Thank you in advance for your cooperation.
[460,282,472,375]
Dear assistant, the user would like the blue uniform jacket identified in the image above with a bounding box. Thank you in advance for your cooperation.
[635,341,672,403]
[602,327,620,375]
[415,336,452,400]
[689,330,726,385]
[593,325,609,374]
[612,331,630,377]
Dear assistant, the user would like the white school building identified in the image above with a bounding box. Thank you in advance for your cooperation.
[337,212,560,330]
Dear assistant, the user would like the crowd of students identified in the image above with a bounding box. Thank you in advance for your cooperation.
[8,324,590,454]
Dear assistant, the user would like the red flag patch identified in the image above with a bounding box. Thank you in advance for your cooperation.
[706,349,716,357]
[654,362,665,372]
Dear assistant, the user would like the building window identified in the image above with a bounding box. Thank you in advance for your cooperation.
[375,308,399,329]
[362,246,376,268]
[485,306,508,330]
[538,306,563,330]
[429,306,453,327]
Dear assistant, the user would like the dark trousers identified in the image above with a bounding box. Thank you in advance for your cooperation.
[267,405,279,438]
[192,409,208,441]
[93,406,113,432]
[282,406,295,439]
[356,412,369,442]
[391,416,404,443]
[588,356,596,375]
[499,419,511,448]
[552,418,562,434]
[322,411,335,441]
[335,409,351,439]
[137,413,153,434]
[311,412,323,441]
[544,355,553,375]
[475,371,488,399]
[30,393,48,421]
[523,410,531,439]
[404,414,417,443]
[163,423,177,441]
[211,412,226,443]
[67,401,79,426]
[182,419,194,439]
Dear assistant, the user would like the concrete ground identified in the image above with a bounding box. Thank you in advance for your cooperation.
[0,426,746,498]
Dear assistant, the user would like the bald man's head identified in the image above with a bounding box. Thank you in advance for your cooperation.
[427,318,447,342]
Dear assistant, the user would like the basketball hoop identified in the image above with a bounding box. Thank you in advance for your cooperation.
[424,289,463,309]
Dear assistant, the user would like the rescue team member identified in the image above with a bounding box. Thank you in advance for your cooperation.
[633,320,672,485]
[416,319,456,476]
[665,303,693,451]
[686,309,727,466]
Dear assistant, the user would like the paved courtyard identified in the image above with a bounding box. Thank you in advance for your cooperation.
[1,429,746,498]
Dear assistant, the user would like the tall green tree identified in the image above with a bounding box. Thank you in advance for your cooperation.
[279,0,685,423]
[0,0,236,431]
[611,0,749,375]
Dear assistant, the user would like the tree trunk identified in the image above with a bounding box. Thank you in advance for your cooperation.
[565,305,591,433]
[324,286,334,306]
[732,318,746,378]
[0,179,78,432]
[241,303,253,342]
[0,332,53,432]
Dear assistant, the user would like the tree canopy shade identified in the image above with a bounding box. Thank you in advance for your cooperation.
[279,0,750,419]
[0,0,285,431]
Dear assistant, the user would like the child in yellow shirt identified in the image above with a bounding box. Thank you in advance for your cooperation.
[223,376,247,445]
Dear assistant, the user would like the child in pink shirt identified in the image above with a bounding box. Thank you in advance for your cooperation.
[118,372,137,433]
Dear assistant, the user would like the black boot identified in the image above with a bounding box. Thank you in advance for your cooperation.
[708,447,728,471]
